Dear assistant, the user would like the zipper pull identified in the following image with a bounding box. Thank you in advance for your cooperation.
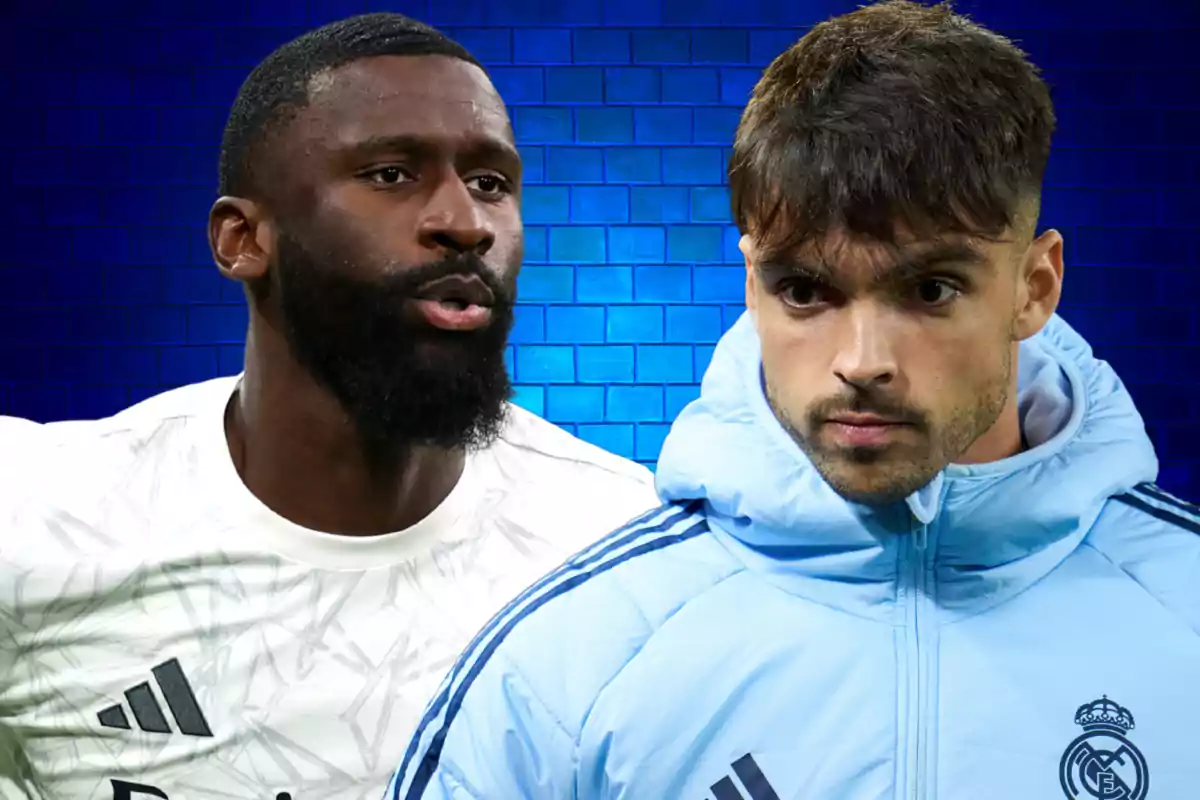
[914,521,929,552]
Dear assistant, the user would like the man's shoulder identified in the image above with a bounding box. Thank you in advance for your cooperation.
[479,404,661,535]
[432,502,739,729]
[0,378,234,528]
[1099,482,1200,546]
[493,403,655,486]
[1088,482,1200,631]
[4,377,233,457]
[499,502,734,652]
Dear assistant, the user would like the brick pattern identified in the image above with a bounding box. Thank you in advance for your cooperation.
[1,1,1198,495]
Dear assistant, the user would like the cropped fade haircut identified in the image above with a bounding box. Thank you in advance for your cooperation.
[729,0,1055,259]
[218,13,483,200]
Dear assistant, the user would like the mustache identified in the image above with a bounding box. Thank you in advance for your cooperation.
[379,254,516,307]
[807,391,928,428]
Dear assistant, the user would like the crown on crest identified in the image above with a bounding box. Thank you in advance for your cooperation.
[1074,696,1135,734]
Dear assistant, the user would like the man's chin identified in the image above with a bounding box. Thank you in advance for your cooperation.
[350,397,509,470]
[407,331,493,355]
[408,319,511,352]
[811,455,937,507]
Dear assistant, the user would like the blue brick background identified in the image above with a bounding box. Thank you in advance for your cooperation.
[1,1,1198,497]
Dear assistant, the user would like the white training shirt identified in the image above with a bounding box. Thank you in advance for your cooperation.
[0,377,661,800]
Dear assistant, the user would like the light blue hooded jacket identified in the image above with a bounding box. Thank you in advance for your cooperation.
[388,312,1200,800]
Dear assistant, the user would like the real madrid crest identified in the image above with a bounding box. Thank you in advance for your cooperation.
[1059,696,1149,800]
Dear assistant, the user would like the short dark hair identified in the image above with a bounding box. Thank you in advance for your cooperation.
[218,13,483,199]
[729,0,1055,257]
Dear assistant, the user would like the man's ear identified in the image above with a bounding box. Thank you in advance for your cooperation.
[740,234,759,316]
[1012,228,1064,342]
[209,197,275,285]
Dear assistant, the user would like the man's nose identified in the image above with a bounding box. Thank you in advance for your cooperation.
[417,176,495,256]
[830,306,899,388]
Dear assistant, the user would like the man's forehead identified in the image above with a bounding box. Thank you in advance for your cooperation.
[302,56,509,142]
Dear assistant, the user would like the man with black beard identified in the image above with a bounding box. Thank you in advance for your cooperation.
[0,14,658,800]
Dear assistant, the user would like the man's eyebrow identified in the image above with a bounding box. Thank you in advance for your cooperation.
[756,241,989,282]
[755,248,834,278]
[336,134,522,168]
[339,134,431,157]
[759,259,834,279]
[880,242,991,282]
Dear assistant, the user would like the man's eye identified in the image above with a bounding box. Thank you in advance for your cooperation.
[364,166,411,185]
[913,279,961,306]
[466,174,512,197]
[780,279,833,308]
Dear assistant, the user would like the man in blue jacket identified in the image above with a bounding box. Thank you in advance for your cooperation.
[388,2,1200,798]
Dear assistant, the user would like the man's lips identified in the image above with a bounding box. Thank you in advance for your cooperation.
[410,274,496,331]
[824,413,912,447]
[826,412,908,427]
[412,274,495,308]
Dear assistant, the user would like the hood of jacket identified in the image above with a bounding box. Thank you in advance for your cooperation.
[655,312,1158,617]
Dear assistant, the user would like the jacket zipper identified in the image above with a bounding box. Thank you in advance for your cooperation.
[904,518,935,799]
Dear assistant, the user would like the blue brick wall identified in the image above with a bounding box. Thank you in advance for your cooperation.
[1,0,1198,497]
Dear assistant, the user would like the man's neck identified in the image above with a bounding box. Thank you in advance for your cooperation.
[226,335,465,537]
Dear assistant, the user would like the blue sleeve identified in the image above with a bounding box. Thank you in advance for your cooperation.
[385,649,576,800]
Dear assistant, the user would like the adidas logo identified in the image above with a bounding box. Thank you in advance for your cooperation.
[708,753,780,800]
[97,657,213,738]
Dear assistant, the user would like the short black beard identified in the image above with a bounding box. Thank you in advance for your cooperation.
[271,231,516,475]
